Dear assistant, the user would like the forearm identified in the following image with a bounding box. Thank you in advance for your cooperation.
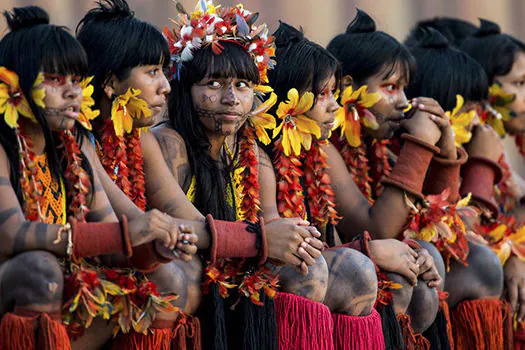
[2,221,66,258]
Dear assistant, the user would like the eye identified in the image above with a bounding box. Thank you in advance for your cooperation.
[382,84,397,92]
[236,81,249,88]
[148,68,160,76]
[45,75,61,83]
[207,80,222,88]
[71,76,82,85]
[513,80,525,87]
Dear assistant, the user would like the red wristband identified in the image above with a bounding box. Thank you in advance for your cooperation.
[460,156,503,216]
[382,134,439,199]
[71,218,128,259]
[206,214,259,263]
[347,231,373,258]
[423,147,468,203]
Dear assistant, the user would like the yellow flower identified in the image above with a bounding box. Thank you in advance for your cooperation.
[111,88,151,137]
[445,95,476,147]
[32,72,45,109]
[273,88,320,156]
[249,92,277,145]
[0,67,39,128]
[76,76,100,130]
[489,83,515,121]
[334,85,381,147]
[254,84,274,95]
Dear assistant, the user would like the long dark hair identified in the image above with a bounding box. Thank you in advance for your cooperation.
[76,0,170,112]
[405,26,488,111]
[168,41,259,221]
[404,17,477,48]
[0,6,92,206]
[327,9,415,86]
[461,19,525,83]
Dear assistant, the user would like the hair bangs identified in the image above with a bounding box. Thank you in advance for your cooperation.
[41,26,88,76]
[133,23,170,69]
[191,41,260,84]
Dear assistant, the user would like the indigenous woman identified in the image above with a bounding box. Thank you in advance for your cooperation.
[403,25,509,349]
[459,19,525,348]
[0,6,186,350]
[76,1,209,347]
[327,9,462,348]
[265,21,443,350]
[155,2,330,349]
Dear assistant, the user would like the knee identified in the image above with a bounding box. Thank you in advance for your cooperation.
[406,282,439,333]
[389,273,414,315]
[278,255,329,303]
[148,262,188,310]
[1,251,63,308]
[324,248,378,315]
[468,243,504,298]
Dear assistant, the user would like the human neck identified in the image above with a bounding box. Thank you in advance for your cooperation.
[21,120,46,155]
[206,131,227,161]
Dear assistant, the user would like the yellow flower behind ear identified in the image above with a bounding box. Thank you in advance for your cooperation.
[111,88,151,136]
[334,85,381,147]
[76,76,100,130]
[446,95,476,147]
[249,92,277,145]
[273,88,320,156]
[0,67,39,128]
[489,83,515,121]
[32,72,46,109]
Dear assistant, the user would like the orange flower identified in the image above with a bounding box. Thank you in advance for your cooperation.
[335,85,381,147]
[273,88,320,156]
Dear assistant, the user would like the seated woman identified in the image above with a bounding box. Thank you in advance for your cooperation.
[0,6,193,350]
[403,25,507,348]
[266,20,443,349]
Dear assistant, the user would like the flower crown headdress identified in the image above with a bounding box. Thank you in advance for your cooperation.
[163,0,276,83]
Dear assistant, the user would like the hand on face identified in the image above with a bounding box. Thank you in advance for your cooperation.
[401,101,442,145]
[40,73,83,131]
[191,77,254,136]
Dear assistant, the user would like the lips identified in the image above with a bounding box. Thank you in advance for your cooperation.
[61,104,80,120]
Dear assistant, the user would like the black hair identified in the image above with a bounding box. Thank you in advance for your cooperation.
[168,41,259,221]
[404,17,477,48]
[327,9,415,86]
[269,21,340,104]
[405,26,488,111]
[76,0,170,110]
[0,6,92,207]
[461,18,525,82]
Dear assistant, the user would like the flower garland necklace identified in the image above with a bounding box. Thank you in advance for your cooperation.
[97,88,150,211]
[272,88,339,227]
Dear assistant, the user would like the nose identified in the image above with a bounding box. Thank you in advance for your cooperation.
[64,81,80,100]
[327,94,340,114]
[395,90,409,111]
[158,73,171,96]
[221,83,240,106]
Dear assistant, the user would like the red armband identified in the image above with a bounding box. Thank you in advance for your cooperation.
[460,156,503,217]
[423,147,468,203]
[347,231,373,258]
[71,215,133,259]
[382,134,439,200]
[206,214,267,265]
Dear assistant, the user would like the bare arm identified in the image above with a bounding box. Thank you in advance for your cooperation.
[147,129,209,249]
[324,141,410,241]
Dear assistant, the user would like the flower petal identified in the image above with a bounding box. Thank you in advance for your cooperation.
[294,92,314,115]
[295,115,321,138]
[251,92,277,116]
[5,102,18,128]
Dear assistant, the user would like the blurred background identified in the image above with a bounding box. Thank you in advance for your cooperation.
[1,0,525,172]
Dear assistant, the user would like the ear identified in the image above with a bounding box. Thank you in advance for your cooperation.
[103,74,118,100]
[341,75,354,91]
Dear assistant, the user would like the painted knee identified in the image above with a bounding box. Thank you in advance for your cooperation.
[278,255,329,303]
[148,262,188,313]
[445,242,503,307]
[1,251,63,312]
[406,282,439,333]
[389,273,414,315]
[323,248,378,316]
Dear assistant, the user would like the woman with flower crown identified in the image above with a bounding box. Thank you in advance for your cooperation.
[153,1,354,349]
[0,5,195,350]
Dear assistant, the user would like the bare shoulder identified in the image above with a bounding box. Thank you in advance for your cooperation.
[151,126,188,159]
